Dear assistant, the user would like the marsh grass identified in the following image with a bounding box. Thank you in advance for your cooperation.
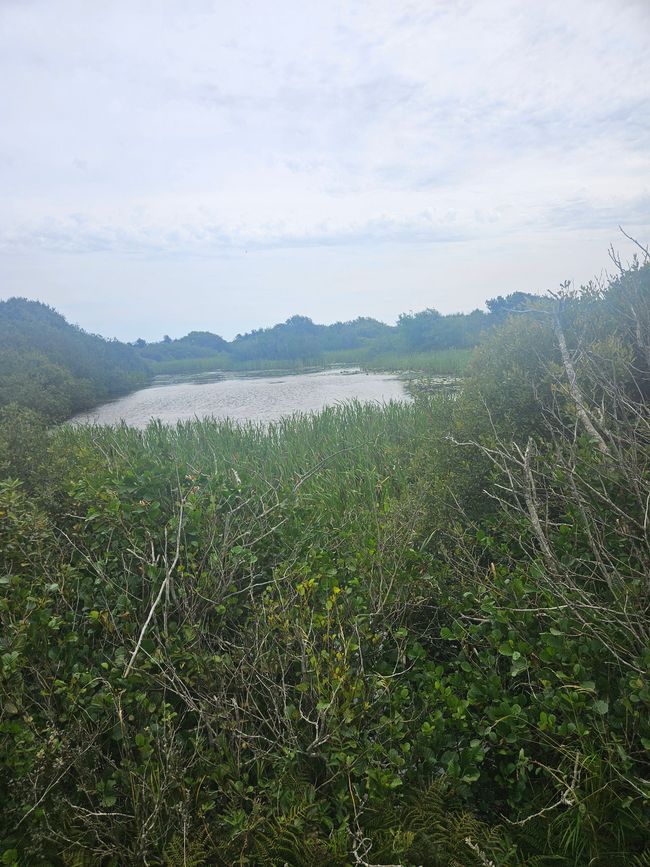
[147,347,472,377]
[320,346,472,374]
[57,397,447,522]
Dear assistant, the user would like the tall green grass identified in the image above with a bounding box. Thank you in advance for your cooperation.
[147,353,233,375]
[332,347,472,375]
[57,397,448,503]
[147,347,472,377]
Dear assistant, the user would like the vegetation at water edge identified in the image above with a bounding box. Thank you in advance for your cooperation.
[0,293,536,421]
[0,258,648,864]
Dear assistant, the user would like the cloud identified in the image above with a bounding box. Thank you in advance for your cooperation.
[0,0,648,336]
[0,209,480,256]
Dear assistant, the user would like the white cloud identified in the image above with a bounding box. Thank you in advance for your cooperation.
[0,0,648,337]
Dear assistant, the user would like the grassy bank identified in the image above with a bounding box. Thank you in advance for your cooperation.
[147,346,472,377]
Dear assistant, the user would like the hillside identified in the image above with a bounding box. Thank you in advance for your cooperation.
[0,298,149,421]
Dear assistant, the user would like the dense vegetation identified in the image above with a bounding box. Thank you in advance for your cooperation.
[0,299,148,422]
[0,259,649,865]
[0,294,537,421]
[134,298,536,376]
[146,347,472,379]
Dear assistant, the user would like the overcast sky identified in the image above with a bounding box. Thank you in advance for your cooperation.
[1,0,649,341]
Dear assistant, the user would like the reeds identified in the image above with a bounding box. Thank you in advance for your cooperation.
[147,348,472,377]
[56,396,451,531]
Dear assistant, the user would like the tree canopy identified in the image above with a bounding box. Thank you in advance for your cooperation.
[0,298,148,422]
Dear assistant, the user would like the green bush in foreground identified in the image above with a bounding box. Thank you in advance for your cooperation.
[0,261,648,864]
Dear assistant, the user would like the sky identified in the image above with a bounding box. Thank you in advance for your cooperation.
[1,0,649,342]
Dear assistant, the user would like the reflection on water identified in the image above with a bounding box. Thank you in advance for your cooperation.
[71,368,410,428]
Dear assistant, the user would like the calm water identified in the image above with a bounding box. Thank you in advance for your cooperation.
[71,368,410,428]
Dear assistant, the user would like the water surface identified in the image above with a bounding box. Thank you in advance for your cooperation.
[71,368,410,428]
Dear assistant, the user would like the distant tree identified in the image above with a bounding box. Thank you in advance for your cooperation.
[395,308,438,350]
[135,330,230,363]
[486,291,539,319]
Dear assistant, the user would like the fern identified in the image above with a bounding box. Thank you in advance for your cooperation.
[163,833,208,867]
[362,780,519,866]
[249,804,345,867]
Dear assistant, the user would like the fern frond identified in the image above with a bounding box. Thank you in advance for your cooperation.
[163,832,208,867]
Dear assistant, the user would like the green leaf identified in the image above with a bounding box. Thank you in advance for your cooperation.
[594,699,609,715]
[462,770,481,782]
[510,657,528,676]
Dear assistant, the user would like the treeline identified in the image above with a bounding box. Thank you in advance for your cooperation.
[0,258,648,864]
[134,294,537,371]
[0,299,148,422]
[0,294,537,420]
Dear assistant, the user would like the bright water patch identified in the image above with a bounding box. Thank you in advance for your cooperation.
[71,368,410,428]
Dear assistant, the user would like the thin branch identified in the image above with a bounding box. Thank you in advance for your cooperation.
[123,498,185,678]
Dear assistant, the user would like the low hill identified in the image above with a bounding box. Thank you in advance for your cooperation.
[0,298,149,421]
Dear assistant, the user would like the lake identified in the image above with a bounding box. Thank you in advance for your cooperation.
[70,368,411,428]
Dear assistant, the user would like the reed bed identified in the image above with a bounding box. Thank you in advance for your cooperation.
[56,397,450,526]
[147,347,472,376]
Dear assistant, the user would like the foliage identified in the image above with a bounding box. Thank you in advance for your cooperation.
[137,306,506,376]
[0,259,649,864]
[137,331,230,363]
[0,298,148,422]
[147,347,472,377]
[0,404,49,494]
